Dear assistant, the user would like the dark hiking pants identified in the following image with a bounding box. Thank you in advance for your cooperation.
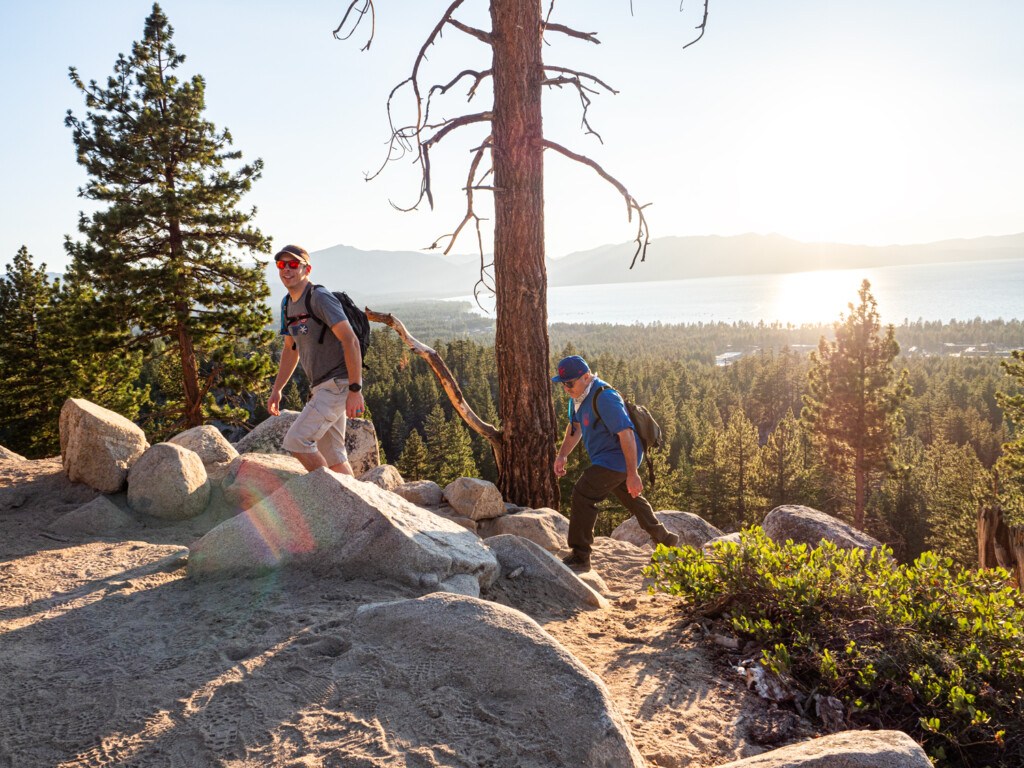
[568,464,673,557]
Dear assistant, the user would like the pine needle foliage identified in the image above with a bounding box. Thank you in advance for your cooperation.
[0,247,146,457]
[64,3,273,431]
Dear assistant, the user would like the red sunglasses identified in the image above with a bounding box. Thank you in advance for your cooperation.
[276,259,306,270]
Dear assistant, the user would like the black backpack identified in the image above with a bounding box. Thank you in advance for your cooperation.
[590,385,663,487]
[281,285,370,366]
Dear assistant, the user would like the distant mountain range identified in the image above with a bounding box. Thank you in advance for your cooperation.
[267,233,1024,306]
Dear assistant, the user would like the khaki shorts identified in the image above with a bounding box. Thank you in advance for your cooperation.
[282,378,349,466]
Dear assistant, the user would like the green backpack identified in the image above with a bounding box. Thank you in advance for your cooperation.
[575,385,663,487]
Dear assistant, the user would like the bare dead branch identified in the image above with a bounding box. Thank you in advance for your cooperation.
[543,66,618,143]
[542,22,600,45]
[446,18,492,45]
[366,308,502,458]
[363,0,475,211]
[543,65,618,95]
[428,68,493,103]
[333,0,375,51]
[428,139,490,255]
[682,0,711,50]
[403,112,491,212]
[423,112,491,152]
[542,139,651,269]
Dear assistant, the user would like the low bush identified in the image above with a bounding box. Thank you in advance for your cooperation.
[645,528,1024,768]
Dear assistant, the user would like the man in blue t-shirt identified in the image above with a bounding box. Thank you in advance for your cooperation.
[552,355,678,572]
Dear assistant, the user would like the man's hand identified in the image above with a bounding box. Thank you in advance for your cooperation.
[554,454,567,478]
[347,390,365,419]
[267,388,282,417]
[625,469,643,498]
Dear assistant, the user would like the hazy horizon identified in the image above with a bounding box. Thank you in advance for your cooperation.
[3,2,1023,274]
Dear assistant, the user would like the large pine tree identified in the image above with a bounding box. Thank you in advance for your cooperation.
[64,3,273,431]
[802,280,909,529]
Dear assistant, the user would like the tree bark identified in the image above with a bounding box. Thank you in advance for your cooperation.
[489,0,559,508]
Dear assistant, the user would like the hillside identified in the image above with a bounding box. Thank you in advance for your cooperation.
[269,233,1024,304]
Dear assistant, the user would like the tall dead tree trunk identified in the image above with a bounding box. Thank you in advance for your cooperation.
[490,0,559,507]
[978,504,1024,588]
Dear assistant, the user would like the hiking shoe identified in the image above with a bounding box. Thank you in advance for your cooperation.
[660,532,680,548]
[562,553,591,573]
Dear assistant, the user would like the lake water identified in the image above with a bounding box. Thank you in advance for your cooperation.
[452,258,1024,326]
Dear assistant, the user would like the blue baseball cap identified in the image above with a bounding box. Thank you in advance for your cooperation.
[552,355,590,383]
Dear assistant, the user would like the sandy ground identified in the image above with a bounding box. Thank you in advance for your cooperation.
[0,457,819,768]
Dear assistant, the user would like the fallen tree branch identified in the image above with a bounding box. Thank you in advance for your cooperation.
[365,309,502,460]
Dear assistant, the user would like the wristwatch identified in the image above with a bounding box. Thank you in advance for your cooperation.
[348,382,362,392]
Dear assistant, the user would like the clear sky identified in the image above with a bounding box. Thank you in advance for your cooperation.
[2,0,1022,274]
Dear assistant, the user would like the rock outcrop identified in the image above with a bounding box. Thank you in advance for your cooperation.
[59,398,149,493]
[168,425,239,471]
[221,453,306,511]
[444,477,505,521]
[714,729,931,767]
[127,443,211,520]
[358,464,404,491]
[189,469,499,590]
[346,593,644,768]
[478,506,569,552]
[486,534,607,610]
[0,445,26,463]
[762,505,883,552]
[49,495,135,536]
[394,479,444,507]
[612,510,723,550]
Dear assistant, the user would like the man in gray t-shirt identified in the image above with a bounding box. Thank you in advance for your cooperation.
[267,244,365,475]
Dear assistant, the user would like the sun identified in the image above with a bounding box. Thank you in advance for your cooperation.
[769,269,869,327]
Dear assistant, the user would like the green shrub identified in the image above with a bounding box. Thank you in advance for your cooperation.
[645,528,1024,768]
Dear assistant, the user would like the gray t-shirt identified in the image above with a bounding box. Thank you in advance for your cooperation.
[281,284,350,387]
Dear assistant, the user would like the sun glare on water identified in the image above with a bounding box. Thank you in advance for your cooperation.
[767,269,872,327]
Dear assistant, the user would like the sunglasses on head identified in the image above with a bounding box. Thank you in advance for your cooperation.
[276,259,305,270]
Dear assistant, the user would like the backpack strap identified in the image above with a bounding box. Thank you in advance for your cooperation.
[590,385,613,429]
[301,284,333,344]
[280,294,290,335]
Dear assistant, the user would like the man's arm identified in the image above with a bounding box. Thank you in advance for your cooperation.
[331,319,365,418]
[554,423,583,478]
[268,340,300,416]
[617,428,643,498]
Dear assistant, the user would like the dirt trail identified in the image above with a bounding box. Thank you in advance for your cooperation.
[0,457,816,767]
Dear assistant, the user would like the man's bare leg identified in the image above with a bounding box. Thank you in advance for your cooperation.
[290,452,353,476]
[292,452,327,472]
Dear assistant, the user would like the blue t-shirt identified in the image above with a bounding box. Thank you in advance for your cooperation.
[570,378,643,473]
